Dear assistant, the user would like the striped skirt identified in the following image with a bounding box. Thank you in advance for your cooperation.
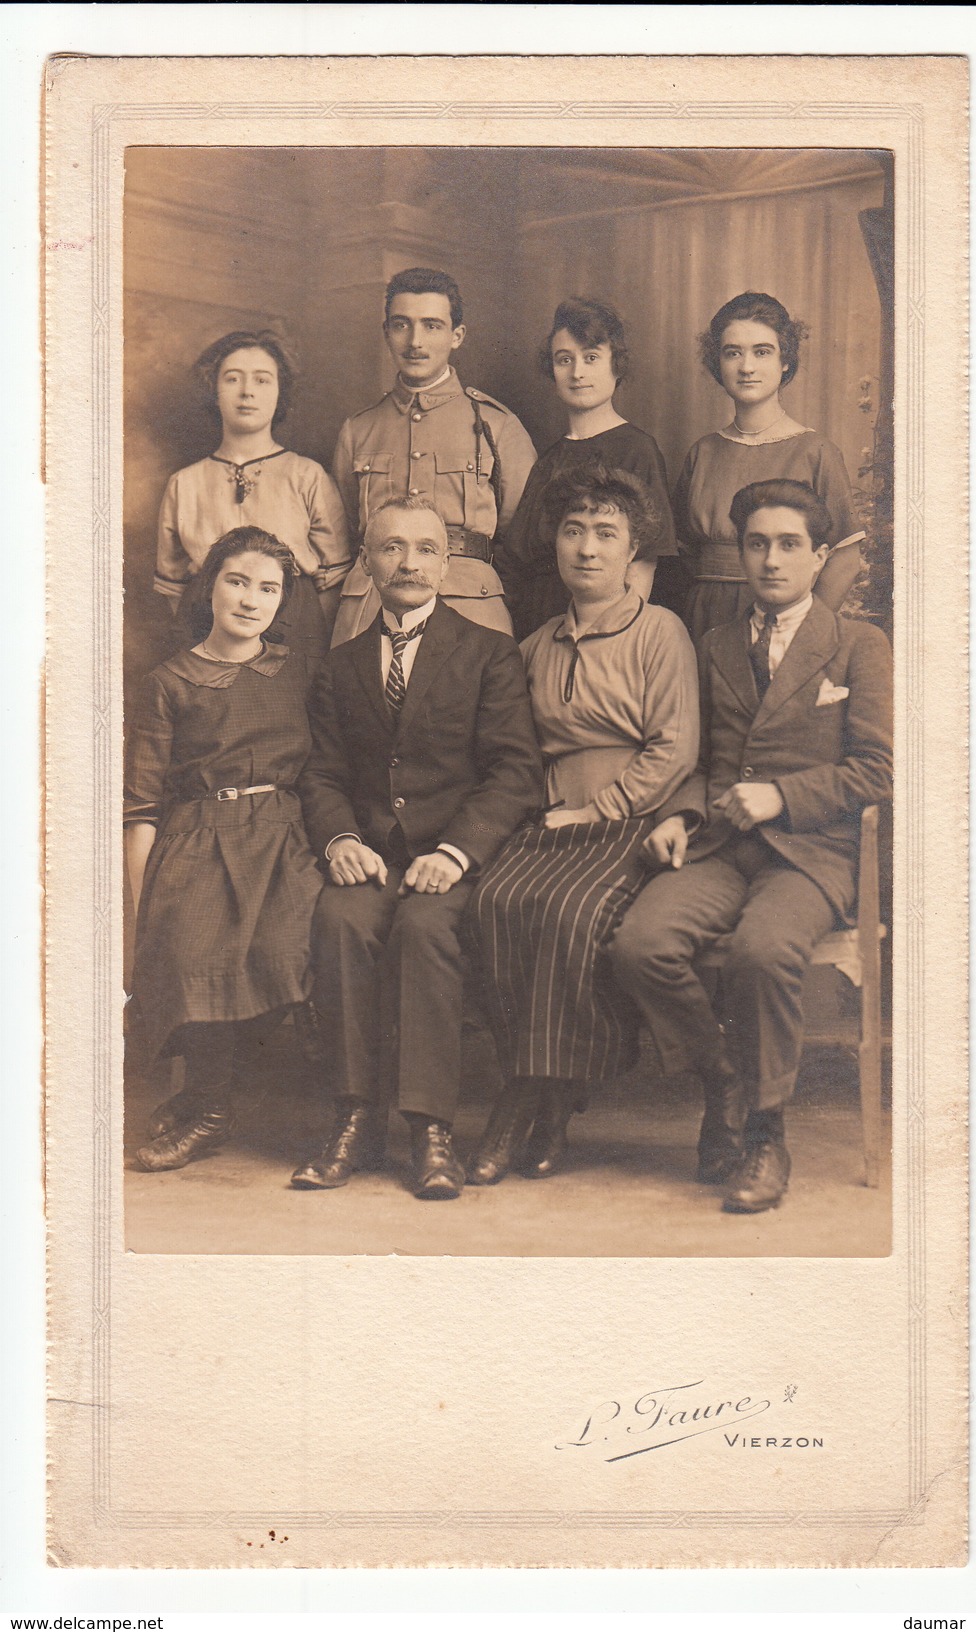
[469,816,656,1083]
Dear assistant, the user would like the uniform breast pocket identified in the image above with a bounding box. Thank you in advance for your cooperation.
[434,448,493,531]
[353,451,395,528]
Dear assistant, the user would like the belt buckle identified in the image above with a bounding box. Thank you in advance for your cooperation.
[215,787,239,801]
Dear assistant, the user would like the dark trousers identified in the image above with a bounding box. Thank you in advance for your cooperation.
[311,868,475,1124]
[610,835,836,1110]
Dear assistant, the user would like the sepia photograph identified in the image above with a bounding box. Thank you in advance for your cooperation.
[122,142,894,1258]
[43,51,966,1571]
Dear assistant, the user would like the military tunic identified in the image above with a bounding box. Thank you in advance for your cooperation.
[330,367,536,645]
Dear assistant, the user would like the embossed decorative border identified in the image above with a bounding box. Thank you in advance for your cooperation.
[91,98,923,1538]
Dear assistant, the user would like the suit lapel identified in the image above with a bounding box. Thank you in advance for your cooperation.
[347,618,393,735]
[709,614,760,716]
[755,598,840,723]
[395,600,462,738]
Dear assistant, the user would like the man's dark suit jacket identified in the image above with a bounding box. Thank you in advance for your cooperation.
[300,598,544,870]
[655,599,893,922]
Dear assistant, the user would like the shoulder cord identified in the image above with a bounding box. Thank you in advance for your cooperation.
[469,395,503,516]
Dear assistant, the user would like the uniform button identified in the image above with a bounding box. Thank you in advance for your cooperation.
[362,464,370,473]
[480,586,488,596]
[411,450,422,460]
[742,767,754,779]
[409,487,420,496]
[393,797,405,810]
[466,462,474,471]
[412,412,423,422]
[390,756,399,768]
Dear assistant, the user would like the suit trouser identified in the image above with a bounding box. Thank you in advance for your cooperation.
[610,835,836,1110]
[311,868,475,1124]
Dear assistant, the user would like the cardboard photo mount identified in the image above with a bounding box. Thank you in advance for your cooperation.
[44,54,968,1568]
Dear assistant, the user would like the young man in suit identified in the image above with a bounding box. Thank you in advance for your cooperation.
[610,479,893,1213]
[330,266,537,644]
[295,496,544,1200]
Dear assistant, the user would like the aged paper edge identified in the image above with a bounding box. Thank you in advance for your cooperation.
[43,53,969,1569]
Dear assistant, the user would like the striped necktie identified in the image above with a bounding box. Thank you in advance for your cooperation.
[384,618,428,716]
[749,611,778,699]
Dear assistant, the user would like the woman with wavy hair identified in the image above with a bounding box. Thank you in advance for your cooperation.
[467,464,698,1186]
[155,330,351,682]
[126,527,323,1173]
[675,291,865,644]
[497,297,680,638]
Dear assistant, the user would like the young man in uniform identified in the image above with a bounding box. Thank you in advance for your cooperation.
[610,479,893,1214]
[330,266,537,644]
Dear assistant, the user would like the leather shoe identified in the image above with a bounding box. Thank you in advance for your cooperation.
[145,1088,204,1143]
[696,1063,745,1183]
[290,1100,385,1190]
[467,1084,539,1185]
[520,1085,573,1179]
[136,1102,233,1172]
[723,1140,791,1213]
[410,1120,465,1200]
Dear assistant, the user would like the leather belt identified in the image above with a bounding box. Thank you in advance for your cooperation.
[211,784,278,801]
[445,525,492,563]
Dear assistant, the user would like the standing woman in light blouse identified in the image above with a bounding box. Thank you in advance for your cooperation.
[155,330,352,684]
[467,465,699,1187]
[674,292,865,645]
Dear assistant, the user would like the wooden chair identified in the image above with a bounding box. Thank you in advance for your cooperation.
[700,805,886,1187]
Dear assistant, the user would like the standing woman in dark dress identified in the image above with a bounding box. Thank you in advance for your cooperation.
[155,331,352,684]
[674,291,865,645]
[126,527,323,1172]
[496,298,682,639]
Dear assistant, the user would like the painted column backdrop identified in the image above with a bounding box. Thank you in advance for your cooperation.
[123,146,887,689]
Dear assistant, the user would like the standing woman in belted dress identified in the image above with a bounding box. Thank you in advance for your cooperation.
[675,291,865,645]
[155,330,352,684]
[126,527,323,1172]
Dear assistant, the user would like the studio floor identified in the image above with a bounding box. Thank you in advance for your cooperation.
[124,1016,892,1258]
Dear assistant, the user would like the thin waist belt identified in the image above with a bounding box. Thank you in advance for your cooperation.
[208,784,287,802]
[445,525,492,563]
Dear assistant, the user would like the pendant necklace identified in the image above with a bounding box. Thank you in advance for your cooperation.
[210,447,287,504]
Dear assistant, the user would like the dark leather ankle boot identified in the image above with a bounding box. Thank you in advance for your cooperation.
[290,1100,386,1190]
[466,1083,540,1186]
[145,1088,204,1143]
[520,1084,574,1179]
[410,1120,465,1200]
[136,1099,233,1172]
[696,1064,745,1184]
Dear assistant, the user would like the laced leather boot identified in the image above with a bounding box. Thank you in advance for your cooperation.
[136,1100,233,1172]
[696,1063,745,1184]
[466,1083,540,1185]
[145,1088,204,1143]
[410,1119,465,1200]
[723,1109,790,1213]
[290,1100,385,1190]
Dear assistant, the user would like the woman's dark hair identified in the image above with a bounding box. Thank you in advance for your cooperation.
[192,330,297,430]
[188,526,300,642]
[384,266,463,329]
[539,297,630,383]
[698,292,808,388]
[543,461,663,562]
[729,479,833,552]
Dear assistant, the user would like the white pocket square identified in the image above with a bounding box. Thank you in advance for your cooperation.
[816,680,849,706]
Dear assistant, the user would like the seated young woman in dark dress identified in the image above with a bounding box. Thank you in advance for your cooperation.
[126,527,323,1172]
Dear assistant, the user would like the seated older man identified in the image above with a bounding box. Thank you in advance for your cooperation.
[295,495,543,1199]
[611,479,893,1213]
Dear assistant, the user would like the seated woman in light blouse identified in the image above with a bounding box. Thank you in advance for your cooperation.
[155,329,352,684]
[467,464,699,1185]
